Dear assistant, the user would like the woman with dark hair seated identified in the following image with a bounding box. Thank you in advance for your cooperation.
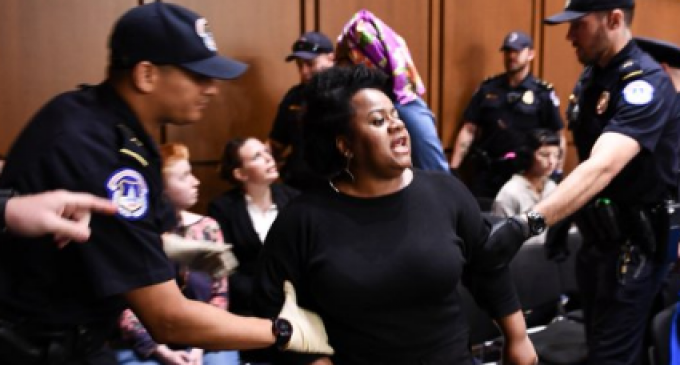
[208,137,299,363]
[252,65,537,365]
[492,129,562,245]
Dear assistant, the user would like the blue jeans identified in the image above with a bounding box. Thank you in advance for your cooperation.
[395,97,449,172]
[116,348,240,365]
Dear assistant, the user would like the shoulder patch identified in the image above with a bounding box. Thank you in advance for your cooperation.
[622,80,654,105]
[106,168,149,220]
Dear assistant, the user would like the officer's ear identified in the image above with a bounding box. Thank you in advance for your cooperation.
[130,61,158,94]
[606,9,625,30]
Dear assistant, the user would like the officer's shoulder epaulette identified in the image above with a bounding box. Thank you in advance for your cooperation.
[532,77,554,91]
[619,58,644,81]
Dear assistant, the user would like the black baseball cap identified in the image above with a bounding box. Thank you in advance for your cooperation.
[544,0,635,25]
[635,37,680,68]
[285,32,334,62]
[500,31,533,51]
[109,2,248,80]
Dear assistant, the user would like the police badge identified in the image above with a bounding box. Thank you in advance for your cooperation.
[596,91,610,115]
[522,90,534,105]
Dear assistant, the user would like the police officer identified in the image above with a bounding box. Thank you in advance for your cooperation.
[487,1,680,364]
[450,31,564,199]
[267,32,335,191]
[0,3,332,364]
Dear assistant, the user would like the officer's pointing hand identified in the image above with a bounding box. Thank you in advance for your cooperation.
[277,281,334,354]
[5,190,117,246]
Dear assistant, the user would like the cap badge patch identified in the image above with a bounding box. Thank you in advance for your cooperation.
[522,90,535,104]
[106,168,149,220]
[195,18,218,52]
[596,91,610,115]
[623,80,654,105]
[509,33,518,43]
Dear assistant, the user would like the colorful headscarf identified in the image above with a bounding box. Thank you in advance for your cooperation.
[337,9,426,105]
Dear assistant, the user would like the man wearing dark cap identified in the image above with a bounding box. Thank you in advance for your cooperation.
[487,1,680,364]
[0,3,332,364]
[450,30,564,199]
[267,32,335,191]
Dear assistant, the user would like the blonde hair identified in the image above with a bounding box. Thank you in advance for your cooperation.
[159,143,190,171]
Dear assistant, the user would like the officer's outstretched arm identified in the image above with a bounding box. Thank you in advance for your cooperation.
[124,279,333,354]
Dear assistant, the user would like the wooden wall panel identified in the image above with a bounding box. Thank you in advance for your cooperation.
[0,1,138,154]
[440,0,535,151]
[633,0,680,45]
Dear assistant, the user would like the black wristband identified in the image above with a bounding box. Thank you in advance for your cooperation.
[272,317,293,350]
[0,196,8,233]
[0,190,16,233]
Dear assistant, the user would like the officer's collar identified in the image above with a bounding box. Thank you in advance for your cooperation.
[96,82,161,158]
[503,73,534,89]
[593,40,637,87]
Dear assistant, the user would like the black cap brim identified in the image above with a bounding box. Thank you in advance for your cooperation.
[181,55,248,80]
[544,10,587,25]
[285,51,321,62]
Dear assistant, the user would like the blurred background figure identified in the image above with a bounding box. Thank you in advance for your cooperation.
[450,31,564,200]
[209,137,299,365]
[115,143,239,365]
[267,32,335,191]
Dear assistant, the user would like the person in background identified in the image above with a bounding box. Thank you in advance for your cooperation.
[208,137,299,365]
[450,31,564,199]
[0,3,332,364]
[267,32,335,191]
[116,143,239,365]
[336,9,449,172]
[492,129,561,245]
[252,65,536,365]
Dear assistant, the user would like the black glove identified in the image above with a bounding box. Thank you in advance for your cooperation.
[479,215,530,270]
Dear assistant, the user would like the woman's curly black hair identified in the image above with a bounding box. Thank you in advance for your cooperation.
[515,128,561,172]
[302,64,392,177]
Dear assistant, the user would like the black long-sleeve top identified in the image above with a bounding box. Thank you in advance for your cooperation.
[253,170,520,365]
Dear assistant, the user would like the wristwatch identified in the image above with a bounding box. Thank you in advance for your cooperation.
[526,210,547,236]
[272,318,293,350]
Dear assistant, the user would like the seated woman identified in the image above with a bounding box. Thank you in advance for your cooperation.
[208,137,299,364]
[116,143,239,365]
[492,129,562,245]
[252,65,536,365]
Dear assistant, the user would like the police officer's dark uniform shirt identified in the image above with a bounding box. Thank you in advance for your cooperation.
[0,83,176,327]
[269,83,325,191]
[570,41,679,204]
[463,73,564,159]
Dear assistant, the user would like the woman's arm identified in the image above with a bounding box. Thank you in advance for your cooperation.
[496,310,537,365]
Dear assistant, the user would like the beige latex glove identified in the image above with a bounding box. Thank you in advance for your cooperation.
[162,233,238,278]
[277,281,334,355]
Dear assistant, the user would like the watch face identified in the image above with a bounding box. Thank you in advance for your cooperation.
[276,318,293,337]
[527,211,546,235]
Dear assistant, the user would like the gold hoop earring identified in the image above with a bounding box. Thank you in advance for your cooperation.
[344,152,355,182]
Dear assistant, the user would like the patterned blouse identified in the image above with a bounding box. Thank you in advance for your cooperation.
[118,215,229,357]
